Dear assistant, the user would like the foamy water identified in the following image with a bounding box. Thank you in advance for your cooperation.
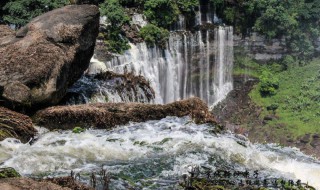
[0,117,319,189]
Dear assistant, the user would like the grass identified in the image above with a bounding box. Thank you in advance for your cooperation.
[246,57,320,138]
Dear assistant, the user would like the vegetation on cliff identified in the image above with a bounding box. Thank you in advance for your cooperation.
[218,0,320,59]
[250,58,320,138]
[233,55,320,153]
[2,0,319,57]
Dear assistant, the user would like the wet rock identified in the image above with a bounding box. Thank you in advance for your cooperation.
[121,24,143,44]
[310,135,320,148]
[94,71,155,102]
[0,107,37,143]
[0,5,100,110]
[263,115,277,121]
[0,178,71,190]
[312,134,320,139]
[60,71,155,105]
[300,134,311,144]
[34,97,216,130]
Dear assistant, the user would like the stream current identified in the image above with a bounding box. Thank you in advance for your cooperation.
[0,117,319,189]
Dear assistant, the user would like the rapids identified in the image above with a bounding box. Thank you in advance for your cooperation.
[0,117,319,189]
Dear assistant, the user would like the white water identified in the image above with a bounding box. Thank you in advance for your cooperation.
[0,117,319,189]
[90,26,233,106]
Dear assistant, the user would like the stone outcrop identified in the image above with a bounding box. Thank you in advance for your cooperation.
[34,97,216,130]
[0,107,37,143]
[0,5,100,110]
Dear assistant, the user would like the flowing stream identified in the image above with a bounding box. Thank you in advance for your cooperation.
[0,117,319,189]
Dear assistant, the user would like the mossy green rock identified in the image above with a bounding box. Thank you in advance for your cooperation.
[0,167,21,178]
[72,127,85,133]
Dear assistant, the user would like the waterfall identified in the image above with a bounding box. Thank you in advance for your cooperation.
[96,26,233,107]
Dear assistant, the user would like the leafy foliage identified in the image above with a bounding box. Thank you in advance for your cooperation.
[249,58,320,138]
[100,0,130,27]
[99,0,131,53]
[143,0,180,28]
[259,70,279,96]
[214,0,320,60]
[2,0,68,28]
[139,24,169,48]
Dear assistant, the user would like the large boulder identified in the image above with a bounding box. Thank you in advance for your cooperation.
[34,97,217,130]
[0,107,37,143]
[0,5,100,110]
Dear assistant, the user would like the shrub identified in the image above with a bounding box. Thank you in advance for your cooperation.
[267,103,279,114]
[139,24,169,48]
[259,70,279,96]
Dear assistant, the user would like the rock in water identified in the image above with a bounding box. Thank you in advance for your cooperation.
[0,107,37,143]
[0,5,100,110]
[34,97,217,130]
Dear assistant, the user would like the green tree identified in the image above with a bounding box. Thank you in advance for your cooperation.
[2,0,68,28]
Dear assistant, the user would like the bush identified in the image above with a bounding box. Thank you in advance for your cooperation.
[267,103,279,114]
[139,24,169,48]
[143,0,180,28]
[259,70,279,96]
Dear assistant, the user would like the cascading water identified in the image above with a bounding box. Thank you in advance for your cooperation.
[0,117,319,189]
[92,26,233,107]
[85,0,233,106]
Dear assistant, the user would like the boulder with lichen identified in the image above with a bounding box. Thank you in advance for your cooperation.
[0,5,99,111]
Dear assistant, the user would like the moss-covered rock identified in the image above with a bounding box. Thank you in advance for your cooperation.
[72,127,85,134]
[0,167,21,178]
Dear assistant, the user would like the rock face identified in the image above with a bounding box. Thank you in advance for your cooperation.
[234,33,288,61]
[0,5,100,110]
[34,97,216,130]
[0,107,37,143]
